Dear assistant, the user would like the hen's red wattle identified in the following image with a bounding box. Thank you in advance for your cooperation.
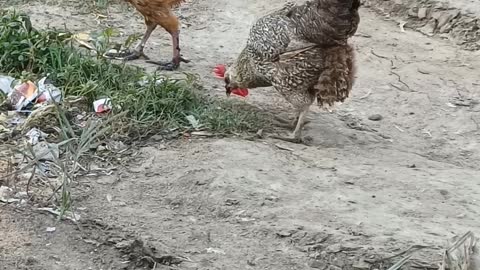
[232,88,249,97]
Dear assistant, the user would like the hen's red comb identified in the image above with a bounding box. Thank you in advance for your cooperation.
[213,64,226,78]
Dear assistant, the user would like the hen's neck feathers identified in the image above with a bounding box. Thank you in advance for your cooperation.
[232,48,267,89]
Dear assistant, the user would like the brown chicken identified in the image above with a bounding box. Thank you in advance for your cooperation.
[215,0,361,143]
[123,0,189,70]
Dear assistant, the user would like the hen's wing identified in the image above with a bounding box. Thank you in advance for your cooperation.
[245,14,291,63]
[245,2,356,107]
[246,0,360,62]
[245,4,316,64]
[244,6,323,106]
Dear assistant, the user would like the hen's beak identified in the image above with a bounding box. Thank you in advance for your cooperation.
[225,86,232,97]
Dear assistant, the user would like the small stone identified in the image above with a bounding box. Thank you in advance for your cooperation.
[309,260,328,269]
[276,230,294,238]
[206,247,226,255]
[109,140,127,152]
[96,175,118,185]
[437,10,460,29]
[368,114,383,121]
[439,189,449,196]
[225,198,240,206]
[408,8,417,17]
[353,259,371,270]
[418,8,428,19]
[25,256,38,265]
[150,134,164,141]
[419,19,437,36]
[0,186,13,201]
[33,142,59,161]
[114,240,134,249]
[326,244,342,253]
[265,195,279,202]
[14,191,28,198]
[114,201,127,207]
[431,11,443,20]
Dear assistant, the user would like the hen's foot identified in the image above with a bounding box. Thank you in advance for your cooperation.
[104,49,149,61]
[123,50,149,61]
[273,116,311,129]
[279,120,311,129]
[269,134,313,145]
[273,116,292,124]
[147,56,191,71]
[273,122,295,129]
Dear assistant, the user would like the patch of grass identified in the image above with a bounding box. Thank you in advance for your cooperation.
[1,9,267,216]
[0,10,266,137]
[0,0,120,12]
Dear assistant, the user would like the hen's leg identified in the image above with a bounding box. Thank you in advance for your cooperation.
[271,106,310,144]
[146,11,190,71]
[273,115,294,128]
[273,114,310,129]
[148,30,190,70]
[122,22,157,61]
[291,109,309,140]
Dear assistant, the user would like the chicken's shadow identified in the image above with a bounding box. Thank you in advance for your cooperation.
[302,111,386,148]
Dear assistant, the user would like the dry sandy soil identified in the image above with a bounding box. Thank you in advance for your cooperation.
[1,0,480,269]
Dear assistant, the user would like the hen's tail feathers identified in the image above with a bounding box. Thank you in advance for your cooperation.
[351,0,361,10]
[314,45,356,107]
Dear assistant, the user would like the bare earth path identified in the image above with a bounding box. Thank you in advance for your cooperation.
[1,0,480,269]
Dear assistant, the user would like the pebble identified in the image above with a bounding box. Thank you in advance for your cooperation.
[368,114,383,121]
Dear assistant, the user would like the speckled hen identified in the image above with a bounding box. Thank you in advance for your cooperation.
[216,0,361,143]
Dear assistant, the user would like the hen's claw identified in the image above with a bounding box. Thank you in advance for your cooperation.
[273,117,311,129]
[273,116,292,124]
[178,56,191,63]
[269,134,313,145]
[270,134,303,144]
[104,49,149,61]
[122,51,148,61]
[273,122,296,129]
[146,60,178,71]
[147,56,191,71]
[159,63,177,71]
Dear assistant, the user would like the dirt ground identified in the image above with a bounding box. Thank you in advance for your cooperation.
[1,0,480,269]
